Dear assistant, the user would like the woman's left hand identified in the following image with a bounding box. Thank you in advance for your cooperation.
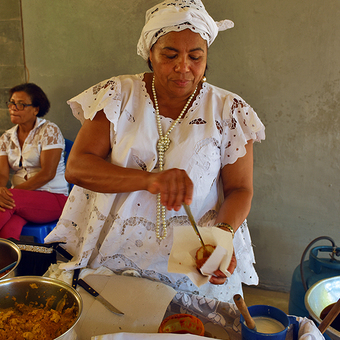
[209,251,237,285]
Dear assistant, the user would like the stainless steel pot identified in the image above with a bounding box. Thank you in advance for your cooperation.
[0,238,21,279]
[305,276,340,340]
[0,276,83,340]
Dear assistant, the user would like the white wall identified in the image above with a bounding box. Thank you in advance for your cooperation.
[21,0,340,291]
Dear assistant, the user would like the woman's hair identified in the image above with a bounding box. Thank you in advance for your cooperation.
[9,83,51,117]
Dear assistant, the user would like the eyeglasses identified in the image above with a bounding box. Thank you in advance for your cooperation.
[6,101,33,111]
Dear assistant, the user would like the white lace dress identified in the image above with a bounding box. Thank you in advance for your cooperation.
[45,73,265,303]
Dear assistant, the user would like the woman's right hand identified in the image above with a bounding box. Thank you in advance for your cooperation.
[147,168,193,211]
[0,187,15,212]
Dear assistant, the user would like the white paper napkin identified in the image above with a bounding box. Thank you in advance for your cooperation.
[168,225,234,287]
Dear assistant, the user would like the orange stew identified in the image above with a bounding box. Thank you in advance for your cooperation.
[0,299,77,340]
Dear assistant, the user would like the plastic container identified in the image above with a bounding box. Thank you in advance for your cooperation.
[240,305,290,340]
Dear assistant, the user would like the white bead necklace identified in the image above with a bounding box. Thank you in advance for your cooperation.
[152,76,197,240]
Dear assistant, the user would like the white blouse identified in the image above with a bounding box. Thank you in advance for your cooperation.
[45,73,265,302]
[0,117,68,196]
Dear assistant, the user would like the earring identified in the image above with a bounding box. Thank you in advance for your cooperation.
[202,76,207,82]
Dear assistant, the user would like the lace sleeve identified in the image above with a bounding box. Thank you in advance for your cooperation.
[221,95,265,166]
[40,122,65,150]
[0,133,9,155]
[67,76,122,125]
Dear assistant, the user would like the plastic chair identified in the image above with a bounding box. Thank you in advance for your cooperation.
[20,139,74,243]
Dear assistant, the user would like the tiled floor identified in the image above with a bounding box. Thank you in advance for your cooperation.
[242,285,290,314]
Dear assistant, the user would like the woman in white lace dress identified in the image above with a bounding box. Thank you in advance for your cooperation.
[46,0,265,303]
[0,83,68,239]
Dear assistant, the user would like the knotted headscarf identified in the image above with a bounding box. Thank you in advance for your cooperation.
[137,0,234,61]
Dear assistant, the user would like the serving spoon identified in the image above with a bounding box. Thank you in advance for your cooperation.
[183,203,206,250]
[0,261,17,274]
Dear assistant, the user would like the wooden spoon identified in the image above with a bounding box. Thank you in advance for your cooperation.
[234,294,257,331]
[318,298,340,334]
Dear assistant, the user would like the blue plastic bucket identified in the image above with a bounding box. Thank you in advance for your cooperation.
[240,305,290,340]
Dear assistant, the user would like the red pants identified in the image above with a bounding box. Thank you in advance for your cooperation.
[0,189,68,240]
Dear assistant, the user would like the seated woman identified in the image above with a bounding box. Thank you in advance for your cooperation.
[0,83,68,240]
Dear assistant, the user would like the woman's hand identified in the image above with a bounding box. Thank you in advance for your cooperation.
[0,187,15,212]
[209,251,237,285]
[146,168,193,211]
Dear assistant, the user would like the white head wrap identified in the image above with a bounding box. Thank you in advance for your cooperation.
[137,0,234,61]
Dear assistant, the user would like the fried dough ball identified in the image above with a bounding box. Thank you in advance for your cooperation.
[195,244,216,269]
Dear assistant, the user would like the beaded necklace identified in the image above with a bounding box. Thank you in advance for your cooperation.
[152,76,197,240]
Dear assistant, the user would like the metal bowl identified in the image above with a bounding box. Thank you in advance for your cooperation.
[305,276,340,340]
[0,276,83,340]
[0,238,21,279]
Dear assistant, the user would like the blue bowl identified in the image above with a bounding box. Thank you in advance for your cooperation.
[240,305,289,340]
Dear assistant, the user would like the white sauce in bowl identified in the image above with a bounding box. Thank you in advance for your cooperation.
[252,316,285,334]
